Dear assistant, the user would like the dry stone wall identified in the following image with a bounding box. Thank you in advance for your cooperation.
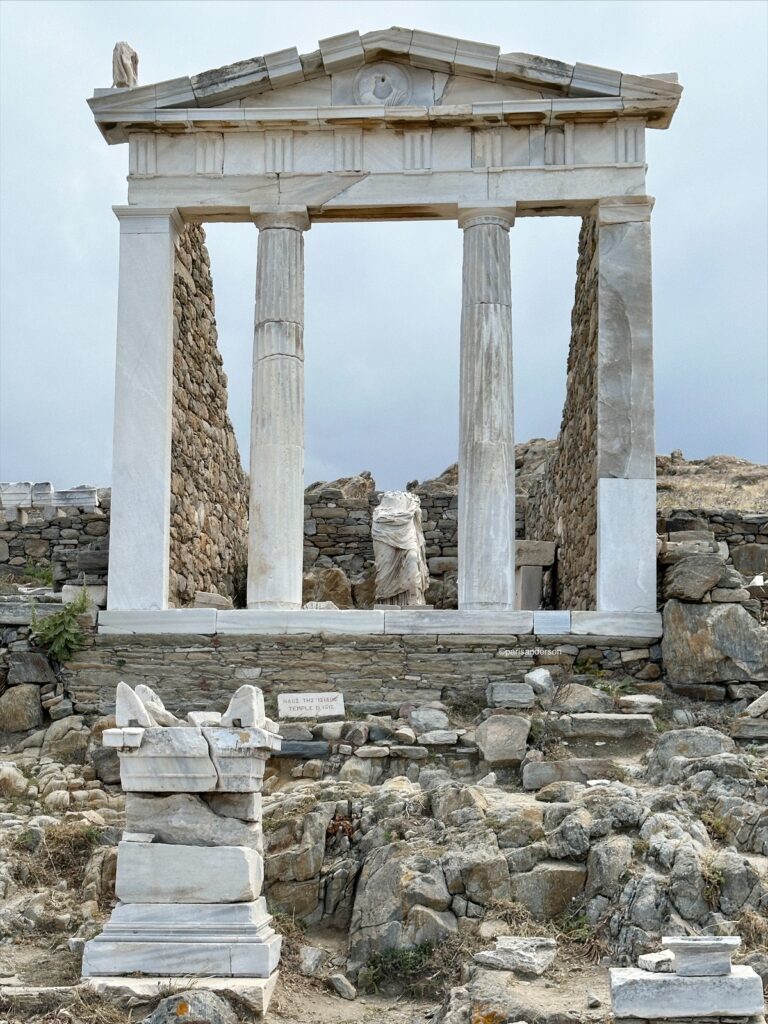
[169,225,248,606]
[526,216,598,609]
[0,497,110,590]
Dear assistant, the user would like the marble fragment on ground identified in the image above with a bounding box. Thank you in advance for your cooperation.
[82,684,282,1010]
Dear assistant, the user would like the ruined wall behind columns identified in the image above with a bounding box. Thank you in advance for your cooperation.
[526,217,598,609]
[169,225,248,606]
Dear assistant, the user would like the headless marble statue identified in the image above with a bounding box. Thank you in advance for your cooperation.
[372,490,429,606]
[112,42,138,88]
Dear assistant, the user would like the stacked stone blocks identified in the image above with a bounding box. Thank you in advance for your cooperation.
[82,682,281,1006]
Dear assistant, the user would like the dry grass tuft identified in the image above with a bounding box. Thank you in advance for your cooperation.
[14,820,104,890]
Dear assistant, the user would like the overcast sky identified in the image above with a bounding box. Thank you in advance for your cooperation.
[1,0,766,491]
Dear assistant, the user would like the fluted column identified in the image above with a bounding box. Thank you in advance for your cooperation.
[248,206,310,609]
[108,206,182,611]
[457,205,516,611]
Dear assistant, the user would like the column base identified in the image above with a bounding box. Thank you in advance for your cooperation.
[82,900,281,979]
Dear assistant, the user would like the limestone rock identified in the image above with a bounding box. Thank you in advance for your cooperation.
[662,600,768,682]
[409,706,449,734]
[142,990,238,1024]
[473,936,556,975]
[551,682,612,713]
[475,715,530,767]
[662,554,723,601]
[302,566,353,609]
[743,688,768,718]
[522,758,622,790]
[732,542,768,577]
[645,726,735,783]
[40,716,90,763]
[486,682,536,709]
[126,793,261,850]
[586,835,633,899]
[524,667,554,696]
[402,905,457,947]
[508,860,586,920]
[0,763,27,796]
[7,653,56,686]
[0,684,43,732]
[328,973,356,1000]
[298,945,328,978]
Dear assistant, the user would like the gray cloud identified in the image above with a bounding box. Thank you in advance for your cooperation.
[1,0,766,491]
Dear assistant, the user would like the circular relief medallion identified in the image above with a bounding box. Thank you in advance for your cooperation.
[353,62,412,106]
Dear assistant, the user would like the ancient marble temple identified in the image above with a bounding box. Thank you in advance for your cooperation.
[88,28,681,637]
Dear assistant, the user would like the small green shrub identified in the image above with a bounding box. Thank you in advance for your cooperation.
[23,561,54,586]
[31,587,90,662]
[362,943,433,992]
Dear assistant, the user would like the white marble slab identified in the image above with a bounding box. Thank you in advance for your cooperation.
[216,609,386,634]
[596,478,657,612]
[99,609,218,634]
[570,611,662,637]
[115,842,263,903]
[533,611,572,635]
[383,610,534,635]
[609,965,764,1017]
[82,934,281,978]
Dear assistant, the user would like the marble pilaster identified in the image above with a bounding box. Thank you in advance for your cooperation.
[595,197,656,612]
[457,205,516,610]
[108,207,182,611]
[247,206,310,609]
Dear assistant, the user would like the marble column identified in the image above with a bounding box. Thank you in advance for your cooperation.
[595,197,656,612]
[108,207,182,611]
[457,205,517,611]
[248,207,310,609]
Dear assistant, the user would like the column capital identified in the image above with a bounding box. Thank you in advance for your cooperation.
[250,205,310,231]
[112,206,184,242]
[596,196,654,225]
[457,203,516,231]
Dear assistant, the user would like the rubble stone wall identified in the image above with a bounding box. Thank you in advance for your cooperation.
[61,631,660,718]
[169,225,248,606]
[526,216,599,609]
[0,503,109,590]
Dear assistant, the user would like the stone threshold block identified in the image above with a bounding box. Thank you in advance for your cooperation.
[84,974,279,1016]
[115,842,263,903]
[609,966,764,1018]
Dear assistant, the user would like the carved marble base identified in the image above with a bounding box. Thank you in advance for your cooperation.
[82,900,281,978]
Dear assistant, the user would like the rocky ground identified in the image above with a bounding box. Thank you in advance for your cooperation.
[413,444,768,512]
[1,662,767,1024]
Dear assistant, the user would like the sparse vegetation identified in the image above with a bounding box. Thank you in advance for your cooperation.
[701,808,731,843]
[23,561,54,586]
[14,820,103,890]
[31,586,90,662]
[702,857,724,908]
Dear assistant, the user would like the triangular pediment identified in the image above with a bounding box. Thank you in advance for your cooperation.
[89,27,682,142]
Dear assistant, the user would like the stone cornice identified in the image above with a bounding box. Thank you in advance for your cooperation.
[88,27,682,143]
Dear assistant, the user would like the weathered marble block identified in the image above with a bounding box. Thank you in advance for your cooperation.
[115,841,263,903]
[118,727,218,792]
[609,965,764,1018]
[125,793,262,851]
[203,727,277,792]
[661,935,741,977]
